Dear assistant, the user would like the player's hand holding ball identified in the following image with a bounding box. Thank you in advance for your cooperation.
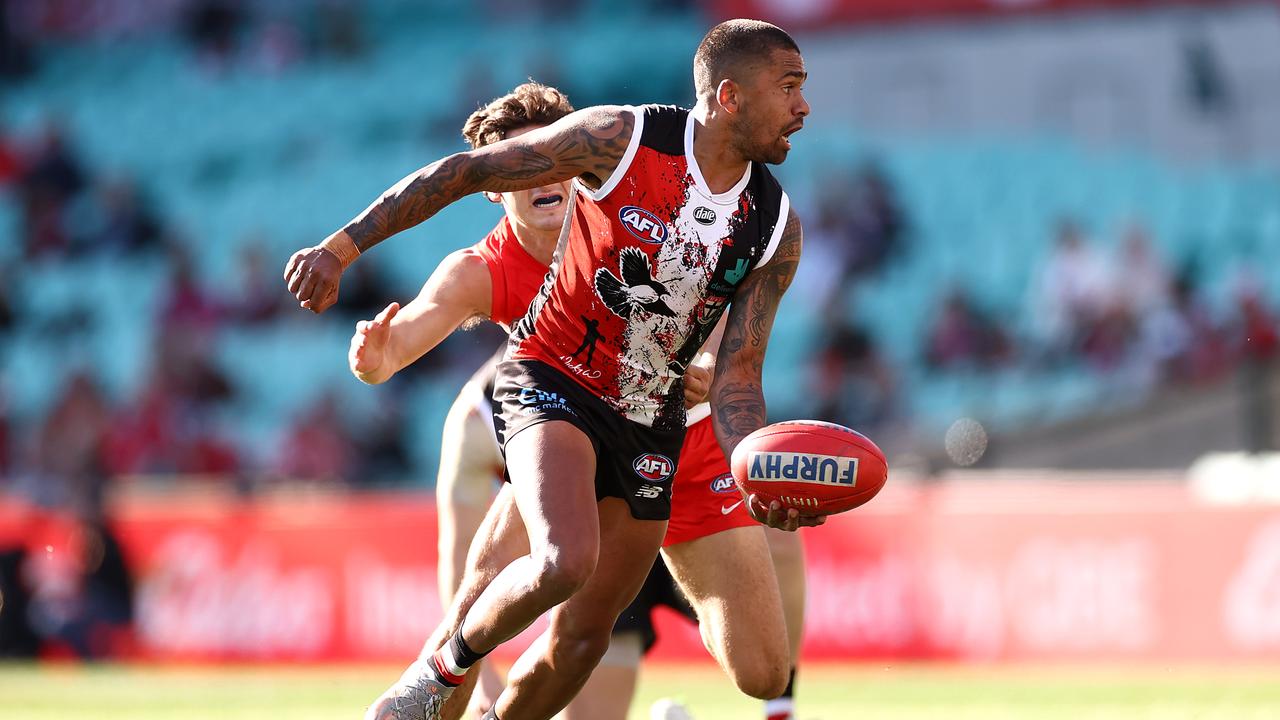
[732,420,888,531]
[349,302,400,384]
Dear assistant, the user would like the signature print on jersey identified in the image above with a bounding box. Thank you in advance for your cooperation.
[594,247,676,319]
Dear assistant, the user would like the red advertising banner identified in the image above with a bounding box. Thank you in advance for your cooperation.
[4,480,1280,663]
[710,0,1231,30]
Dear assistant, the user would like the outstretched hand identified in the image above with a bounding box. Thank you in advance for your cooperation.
[747,494,826,532]
[284,245,344,313]
[349,302,401,382]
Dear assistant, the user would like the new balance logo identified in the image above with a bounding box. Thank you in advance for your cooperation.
[635,485,664,499]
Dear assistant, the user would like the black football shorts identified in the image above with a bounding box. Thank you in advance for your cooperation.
[491,359,685,521]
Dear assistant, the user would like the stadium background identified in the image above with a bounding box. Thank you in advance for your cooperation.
[1,0,1280,717]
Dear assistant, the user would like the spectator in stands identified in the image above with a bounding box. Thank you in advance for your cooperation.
[925,287,1013,370]
[809,318,898,432]
[183,0,246,71]
[353,393,413,486]
[68,176,164,256]
[332,258,395,321]
[0,268,14,336]
[229,243,287,326]
[845,161,905,277]
[1113,222,1171,316]
[19,121,87,259]
[1162,271,1229,384]
[0,541,38,657]
[314,0,366,60]
[161,243,224,334]
[46,502,136,660]
[34,371,111,508]
[1230,274,1279,364]
[0,119,22,186]
[1029,219,1112,359]
[0,0,36,81]
[20,120,85,204]
[277,390,355,483]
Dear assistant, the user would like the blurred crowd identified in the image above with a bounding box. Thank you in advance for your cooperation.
[1,0,1278,501]
[0,114,439,508]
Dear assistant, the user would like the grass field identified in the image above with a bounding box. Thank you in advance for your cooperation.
[3,662,1280,719]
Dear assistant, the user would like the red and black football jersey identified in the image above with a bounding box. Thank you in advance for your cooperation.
[470,215,551,332]
[509,105,790,430]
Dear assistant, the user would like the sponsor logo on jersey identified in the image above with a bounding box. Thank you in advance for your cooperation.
[514,387,574,415]
[635,484,664,499]
[720,499,744,515]
[748,452,857,486]
[710,473,737,494]
[633,453,675,482]
[694,206,717,225]
[724,257,749,285]
[619,206,668,244]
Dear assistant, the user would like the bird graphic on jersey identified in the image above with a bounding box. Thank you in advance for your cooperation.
[593,246,677,319]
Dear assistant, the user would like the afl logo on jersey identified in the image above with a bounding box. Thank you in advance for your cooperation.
[633,453,674,482]
[694,206,716,226]
[619,206,667,244]
[710,473,736,494]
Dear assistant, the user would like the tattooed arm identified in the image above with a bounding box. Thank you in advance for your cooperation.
[709,208,820,531]
[284,106,634,313]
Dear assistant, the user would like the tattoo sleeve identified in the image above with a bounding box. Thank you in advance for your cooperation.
[710,208,802,459]
[342,106,634,253]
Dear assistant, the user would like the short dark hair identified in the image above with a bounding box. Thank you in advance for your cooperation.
[693,19,800,100]
[462,82,575,149]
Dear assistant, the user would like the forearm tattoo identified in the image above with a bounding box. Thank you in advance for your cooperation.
[711,209,802,456]
[342,108,633,253]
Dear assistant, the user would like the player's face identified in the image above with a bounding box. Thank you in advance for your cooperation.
[498,125,572,234]
[735,48,809,165]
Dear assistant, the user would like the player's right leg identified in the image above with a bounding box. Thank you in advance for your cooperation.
[556,630,644,720]
[763,527,805,720]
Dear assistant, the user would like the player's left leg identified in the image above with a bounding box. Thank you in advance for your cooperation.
[491,496,666,719]
[661,526,790,700]
[763,527,805,720]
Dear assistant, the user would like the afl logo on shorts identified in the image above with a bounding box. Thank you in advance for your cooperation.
[619,206,667,244]
[633,453,674,482]
[693,206,716,226]
[710,473,736,494]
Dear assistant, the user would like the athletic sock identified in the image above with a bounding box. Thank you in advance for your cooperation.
[428,629,488,687]
[764,667,796,720]
[481,709,501,720]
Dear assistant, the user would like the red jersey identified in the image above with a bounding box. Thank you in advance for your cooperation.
[509,105,790,430]
[470,216,551,332]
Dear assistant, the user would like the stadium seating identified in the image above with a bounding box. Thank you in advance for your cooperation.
[3,9,1278,483]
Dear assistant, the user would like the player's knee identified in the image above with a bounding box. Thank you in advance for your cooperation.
[731,656,789,700]
[531,544,597,602]
[549,625,612,673]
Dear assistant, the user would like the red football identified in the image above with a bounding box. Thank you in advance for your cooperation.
[730,420,888,515]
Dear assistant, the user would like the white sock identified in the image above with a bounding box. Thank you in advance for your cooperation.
[764,697,794,719]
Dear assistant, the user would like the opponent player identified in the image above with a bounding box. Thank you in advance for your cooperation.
[354,82,806,720]
[285,19,815,720]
